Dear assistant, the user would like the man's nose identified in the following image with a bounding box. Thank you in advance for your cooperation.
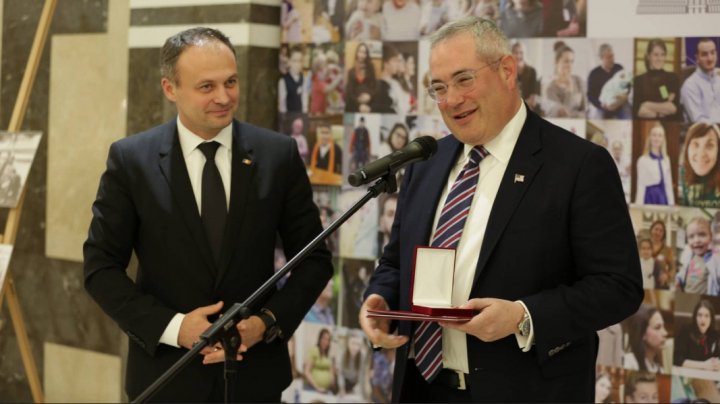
[443,85,465,107]
[214,88,231,104]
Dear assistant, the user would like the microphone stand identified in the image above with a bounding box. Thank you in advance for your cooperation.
[133,174,398,403]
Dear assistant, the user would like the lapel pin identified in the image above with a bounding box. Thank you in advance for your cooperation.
[242,158,252,166]
[514,174,525,183]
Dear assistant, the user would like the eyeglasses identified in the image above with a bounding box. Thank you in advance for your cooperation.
[426,58,503,103]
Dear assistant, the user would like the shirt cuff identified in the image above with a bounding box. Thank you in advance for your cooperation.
[514,300,535,353]
[159,313,185,348]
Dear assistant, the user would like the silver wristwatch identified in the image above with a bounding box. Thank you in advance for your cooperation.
[518,310,531,337]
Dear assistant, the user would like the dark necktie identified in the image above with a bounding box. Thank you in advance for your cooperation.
[198,141,227,264]
[414,145,489,382]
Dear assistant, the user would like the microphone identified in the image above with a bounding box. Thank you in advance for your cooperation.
[348,136,438,187]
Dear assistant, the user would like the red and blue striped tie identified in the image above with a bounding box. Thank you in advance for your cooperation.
[414,145,489,382]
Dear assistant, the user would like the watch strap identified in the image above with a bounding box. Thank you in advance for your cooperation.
[258,308,276,329]
[259,308,281,343]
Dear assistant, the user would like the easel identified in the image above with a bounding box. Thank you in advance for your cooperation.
[0,0,57,402]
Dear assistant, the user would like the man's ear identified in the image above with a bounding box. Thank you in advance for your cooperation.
[161,77,177,102]
[499,55,518,89]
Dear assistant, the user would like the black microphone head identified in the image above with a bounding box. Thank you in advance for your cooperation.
[347,136,439,187]
[413,136,438,159]
[347,171,365,187]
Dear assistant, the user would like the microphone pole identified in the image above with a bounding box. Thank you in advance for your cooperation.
[133,174,398,404]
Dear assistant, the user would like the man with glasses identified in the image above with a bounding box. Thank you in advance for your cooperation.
[359,16,642,402]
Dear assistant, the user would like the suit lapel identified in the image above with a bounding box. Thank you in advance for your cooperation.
[157,122,217,275]
[473,111,543,285]
[412,137,465,246]
[215,121,255,287]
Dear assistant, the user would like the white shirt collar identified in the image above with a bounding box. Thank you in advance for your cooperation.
[176,117,233,157]
[462,102,526,165]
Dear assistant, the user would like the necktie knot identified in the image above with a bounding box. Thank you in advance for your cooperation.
[198,141,221,161]
[469,145,489,166]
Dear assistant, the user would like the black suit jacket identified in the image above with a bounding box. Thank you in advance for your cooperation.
[84,119,333,401]
[366,108,643,402]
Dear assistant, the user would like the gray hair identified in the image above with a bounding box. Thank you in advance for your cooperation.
[160,27,235,83]
[598,43,612,57]
[429,16,511,64]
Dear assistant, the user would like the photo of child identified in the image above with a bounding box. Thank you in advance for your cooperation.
[639,237,669,290]
[675,216,720,295]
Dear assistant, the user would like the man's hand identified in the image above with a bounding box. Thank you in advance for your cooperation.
[238,316,266,350]
[440,298,525,342]
[359,294,408,349]
[201,342,248,365]
[201,315,266,365]
[177,301,224,352]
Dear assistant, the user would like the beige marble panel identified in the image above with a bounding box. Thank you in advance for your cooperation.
[129,23,280,48]
[131,0,281,7]
[46,1,129,262]
[0,0,3,115]
[43,342,121,403]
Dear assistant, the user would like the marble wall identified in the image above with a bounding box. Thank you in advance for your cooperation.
[0,1,280,401]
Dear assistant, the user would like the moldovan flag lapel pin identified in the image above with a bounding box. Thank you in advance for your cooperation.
[514,174,525,183]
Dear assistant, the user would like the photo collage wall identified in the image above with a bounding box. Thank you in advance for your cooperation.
[276,0,720,402]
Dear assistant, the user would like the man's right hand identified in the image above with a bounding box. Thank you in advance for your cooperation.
[177,301,224,353]
[359,294,408,349]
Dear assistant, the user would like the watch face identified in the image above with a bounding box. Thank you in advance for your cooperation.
[520,316,530,336]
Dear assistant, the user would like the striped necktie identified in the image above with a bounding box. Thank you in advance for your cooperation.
[414,145,489,382]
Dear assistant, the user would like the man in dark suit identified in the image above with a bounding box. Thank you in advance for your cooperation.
[83,27,333,402]
[359,17,642,402]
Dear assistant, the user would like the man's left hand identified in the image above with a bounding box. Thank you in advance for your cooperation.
[440,298,524,342]
[201,316,266,364]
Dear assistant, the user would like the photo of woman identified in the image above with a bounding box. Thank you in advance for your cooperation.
[634,121,675,206]
[623,303,670,373]
[680,122,720,208]
[378,118,413,187]
[674,297,720,371]
[344,41,380,112]
[633,38,680,120]
[648,219,677,287]
[339,329,369,397]
[544,40,587,118]
[378,121,410,156]
[303,327,339,394]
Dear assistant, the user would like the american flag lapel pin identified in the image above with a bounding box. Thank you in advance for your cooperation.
[514,174,525,183]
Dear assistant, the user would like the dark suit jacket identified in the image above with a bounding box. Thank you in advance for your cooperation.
[84,119,333,401]
[365,108,643,402]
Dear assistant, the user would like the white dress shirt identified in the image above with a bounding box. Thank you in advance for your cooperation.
[432,104,535,374]
[159,117,233,347]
